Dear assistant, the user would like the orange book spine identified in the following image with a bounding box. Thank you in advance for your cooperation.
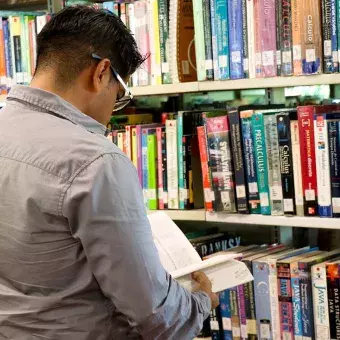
[197,126,214,212]
[28,20,36,77]
[292,0,302,75]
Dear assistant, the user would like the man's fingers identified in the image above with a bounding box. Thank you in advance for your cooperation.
[191,271,207,283]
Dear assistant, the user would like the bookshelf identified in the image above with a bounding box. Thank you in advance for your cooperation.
[131,74,340,97]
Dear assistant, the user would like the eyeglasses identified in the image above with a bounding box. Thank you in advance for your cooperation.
[92,53,133,112]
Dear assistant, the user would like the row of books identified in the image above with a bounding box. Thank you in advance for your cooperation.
[201,242,340,340]
[102,0,340,85]
[109,104,340,218]
[0,14,49,93]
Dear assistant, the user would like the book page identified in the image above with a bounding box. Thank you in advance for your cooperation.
[148,212,202,272]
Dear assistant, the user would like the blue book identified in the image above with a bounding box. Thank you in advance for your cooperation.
[219,290,233,340]
[215,0,229,79]
[142,128,149,208]
[331,0,339,72]
[3,19,12,83]
[103,1,114,13]
[210,0,220,80]
[177,112,184,210]
[228,0,243,79]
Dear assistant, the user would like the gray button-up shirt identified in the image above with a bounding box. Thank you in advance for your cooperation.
[0,85,211,340]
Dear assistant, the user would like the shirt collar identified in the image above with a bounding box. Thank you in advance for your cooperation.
[7,85,109,136]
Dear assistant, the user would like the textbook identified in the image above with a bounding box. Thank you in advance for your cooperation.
[148,211,253,293]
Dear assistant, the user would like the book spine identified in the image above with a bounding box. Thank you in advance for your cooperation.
[152,0,162,84]
[142,129,149,208]
[206,115,236,212]
[268,259,281,339]
[244,281,257,340]
[277,263,294,340]
[253,262,272,339]
[247,0,256,78]
[264,114,284,215]
[312,264,331,340]
[125,126,132,160]
[177,113,185,209]
[131,128,138,169]
[128,4,139,87]
[327,263,340,340]
[323,0,333,73]
[291,262,303,340]
[219,290,233,340]
[300,267,314,340]
[290,120,304,216]
[10,16,23,84]
[240,112,261,213]
[237,284,248,340]
[182,135,190,209]
[334,265,340,340]
[292,0,302,75]
[147,132,158,210]
[228,0,244,79]
[298,107,318,216]
[117,131,124,152]
[331,0,339,72]
[259,0,277,77]
[156,128,164,210]
[136,125,143,185]
[28,19,36,79]
[202,0,214,80]
[314,114,332,217]
[230,288,241,340]
[166,120,179,209]
[216,0,230,79]
[20,16,28,84]
[242,0,249,78]
[161,130,168,209]
[158,0,171,84]
[277,114,295,215]
[192,0,206,81]
[0,18,6,93]
[197,126,214,212]
[252,112,271,215]
[210,0,220,80]
[229,109,249,213]
[338,0,340,67]
[210,307,222,340]
[301,0,322,75]
[280,0,293,75]
[3,19,13,89]
[328,121,340,217]
[276,0,282,76]
[254,0,263,77]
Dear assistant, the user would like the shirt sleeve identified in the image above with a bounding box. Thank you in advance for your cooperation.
[62,152,211,339]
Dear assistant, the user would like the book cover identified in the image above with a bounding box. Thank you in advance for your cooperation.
[277,112,295,215]
[216,0,230,79]
[228,0,244,79]
[328,120,340,217]
[264,113,284,215]
[202,0,214,80]
[259,0,277,77]
[280,0,293,76]
[312,262,331,340]
[297,106,318,216]
[210,0,219,80]
[156,127,165,210]
[158,0,171,84]
[166,120,179,209]
[290,119,304,216]
[242,0,249,78]
[197,125,214,212]
[240,110,261,213]
[322,0,333,73]
[291,0,302,75]
[147,130,158,210]
[219,290,233,340]
[301,0,322,75]
[229,108,249,214]
[247,0,256,78]
[205,114,236,212]
[314,113,340,217]
[252,111,271,215]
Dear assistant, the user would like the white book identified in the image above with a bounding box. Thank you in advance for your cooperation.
[311,263,331,340]
[166,120,179,209]
[128,4,139,87]
[291,120,304,216]
[246,0,256,78]
[148,211,253,293]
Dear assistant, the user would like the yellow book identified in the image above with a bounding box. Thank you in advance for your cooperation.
[131,127,138,169]
[152,0,162,85]
[10,16,23,84]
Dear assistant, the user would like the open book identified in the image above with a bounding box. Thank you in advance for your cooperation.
[148,211,253,293]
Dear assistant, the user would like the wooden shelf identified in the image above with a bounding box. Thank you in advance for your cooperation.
[131,74,340,97]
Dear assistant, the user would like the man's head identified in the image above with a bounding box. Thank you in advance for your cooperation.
[32,6,145,125]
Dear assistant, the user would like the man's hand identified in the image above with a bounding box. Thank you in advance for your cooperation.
[191,271,219,310]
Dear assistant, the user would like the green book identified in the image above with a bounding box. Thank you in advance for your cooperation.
[147,131,158,210]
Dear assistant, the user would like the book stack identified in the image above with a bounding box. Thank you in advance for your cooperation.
[198,244,340,340]
[0,13,50,94]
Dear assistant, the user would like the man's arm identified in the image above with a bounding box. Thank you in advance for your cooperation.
[62,152,211,339]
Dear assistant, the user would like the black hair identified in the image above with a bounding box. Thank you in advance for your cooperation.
[35,5,145,85]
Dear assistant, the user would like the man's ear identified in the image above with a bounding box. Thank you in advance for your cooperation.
[92,58,111,93]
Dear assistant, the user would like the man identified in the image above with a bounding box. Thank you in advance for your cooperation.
[0,6,218,340]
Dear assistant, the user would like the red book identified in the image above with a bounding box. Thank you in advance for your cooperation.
[197,126,214,212]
